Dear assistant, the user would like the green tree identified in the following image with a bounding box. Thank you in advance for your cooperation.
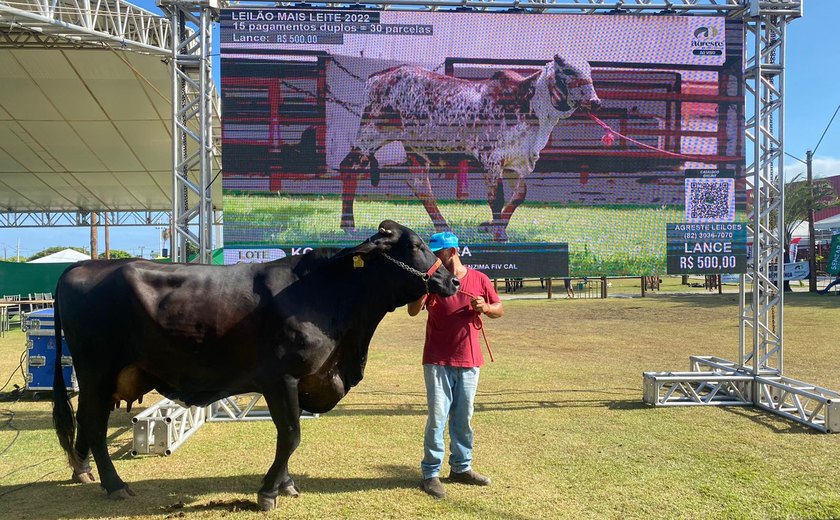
[26,246,89,262]
[783,174,839,245]
[98,249,134,259]
[780,174,839,291]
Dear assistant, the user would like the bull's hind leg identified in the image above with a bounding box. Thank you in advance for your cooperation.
[405,153,449,231]
[70,423,95,484]
[339,148,381,232]
[257,375,302,511]
[76,386,135,499]
[339,149,362,231]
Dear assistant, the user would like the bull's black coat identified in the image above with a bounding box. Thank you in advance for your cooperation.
[52,220,457,510]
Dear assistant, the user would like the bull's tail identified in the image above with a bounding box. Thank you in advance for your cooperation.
[52,289,79,468]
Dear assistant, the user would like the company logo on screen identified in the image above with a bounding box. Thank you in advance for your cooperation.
[691,26,723,56]
[693,26,719,40]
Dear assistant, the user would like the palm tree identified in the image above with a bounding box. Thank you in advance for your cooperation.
[780,174,839,291]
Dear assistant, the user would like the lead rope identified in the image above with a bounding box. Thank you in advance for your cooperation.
[455,288,495,363]
[588,113,698,160]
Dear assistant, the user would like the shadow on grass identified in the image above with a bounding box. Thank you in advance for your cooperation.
[717,405,824,435]
[0,464,424,519]
[332,388,643,417]
[605,400,651,411]
[0,409,133,441]
[652,291,840,310]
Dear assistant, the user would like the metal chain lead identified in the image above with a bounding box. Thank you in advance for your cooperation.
[381,253,430,280]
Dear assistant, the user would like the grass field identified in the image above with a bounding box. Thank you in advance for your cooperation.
[223,193,688,276]
[1,293,839,519]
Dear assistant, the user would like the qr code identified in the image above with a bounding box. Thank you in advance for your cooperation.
[685,178,735,222]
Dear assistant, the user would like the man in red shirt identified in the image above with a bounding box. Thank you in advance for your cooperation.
[407,231,504,499]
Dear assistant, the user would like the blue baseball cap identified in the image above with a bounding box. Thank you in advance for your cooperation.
[429,231,459,252]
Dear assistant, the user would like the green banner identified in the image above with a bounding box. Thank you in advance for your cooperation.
[827,234,840,275]
[0,261,71,296]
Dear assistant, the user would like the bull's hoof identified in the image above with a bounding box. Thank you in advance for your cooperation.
[107,486,136,500]
[478,221,502,234]
[257,493,278,511]
[493,230,509,243]
[72,471,96,484]
[478,221,509,242]
[279,481,300,497]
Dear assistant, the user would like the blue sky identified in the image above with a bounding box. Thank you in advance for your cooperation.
[0,1,837,260]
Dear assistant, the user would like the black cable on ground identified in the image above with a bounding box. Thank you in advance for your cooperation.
[0,350,26,402]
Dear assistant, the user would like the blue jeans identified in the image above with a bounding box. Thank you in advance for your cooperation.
[421,364,479,479]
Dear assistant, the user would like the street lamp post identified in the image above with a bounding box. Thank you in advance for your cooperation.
[806,150,817,292]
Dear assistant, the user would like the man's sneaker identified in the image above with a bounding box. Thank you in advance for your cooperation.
[449,469,491,486]
[422,477,446,499]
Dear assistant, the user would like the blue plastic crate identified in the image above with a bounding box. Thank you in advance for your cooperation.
[25,309,77,392]
[24,308,56,332]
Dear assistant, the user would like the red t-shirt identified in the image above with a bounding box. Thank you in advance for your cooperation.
[423,268,500,367]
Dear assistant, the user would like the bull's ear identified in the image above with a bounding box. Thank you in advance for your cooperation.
[348,239,379,255]
[554,54,566,66]
[377,220,400,236]
[346,221,400,256]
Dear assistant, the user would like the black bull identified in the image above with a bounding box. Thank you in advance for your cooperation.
[52,220,458,511]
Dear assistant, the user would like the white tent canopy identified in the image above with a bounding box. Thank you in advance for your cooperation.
[816,213,840,229]
[791,214,840,239]
[0,0,222,214]
[28,248,90,263]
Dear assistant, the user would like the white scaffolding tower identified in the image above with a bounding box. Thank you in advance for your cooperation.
[160,0,219,263]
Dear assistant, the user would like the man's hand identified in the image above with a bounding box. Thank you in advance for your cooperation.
[471,296,488,314]
[471,296,504,318]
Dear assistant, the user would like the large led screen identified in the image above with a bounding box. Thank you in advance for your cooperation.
[220,9,745,277]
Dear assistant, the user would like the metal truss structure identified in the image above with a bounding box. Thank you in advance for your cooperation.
[132,394,318,456]
[642,0,840,435]
[1,0,221,252]
[0,211,172,227]
[132,399,207,456]
[207,394,319,421]
[160,0,218,263]
[0,0,171,55]
[206,394,273,422]
[644,357,754,407]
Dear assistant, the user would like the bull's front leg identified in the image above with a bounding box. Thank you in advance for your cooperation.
[479,164,509,241]
[405,153,449,231]
[496,169,529,241]
[258,374,302,511]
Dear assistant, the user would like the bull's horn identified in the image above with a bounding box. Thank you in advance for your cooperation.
[379,227,394,235]
[554,54,565,65]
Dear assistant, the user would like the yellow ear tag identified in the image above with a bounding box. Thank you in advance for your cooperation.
[353,255,364,269]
